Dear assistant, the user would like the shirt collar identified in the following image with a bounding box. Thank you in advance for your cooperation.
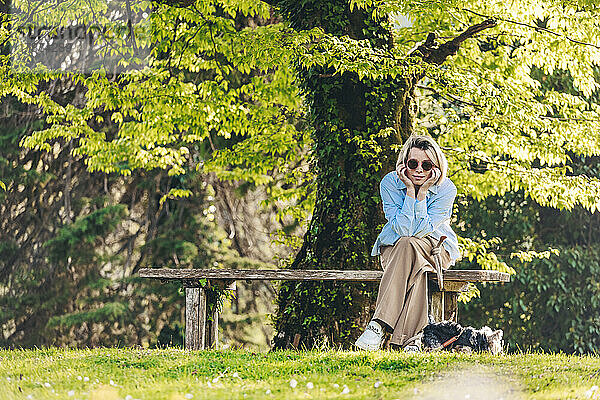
[395,174,440,195]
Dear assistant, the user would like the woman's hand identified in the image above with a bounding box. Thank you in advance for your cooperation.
[415,167,440,201]
[396,164,416,198]
[420,167,441,191]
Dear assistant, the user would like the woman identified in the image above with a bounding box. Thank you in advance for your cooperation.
[355,135,460,352]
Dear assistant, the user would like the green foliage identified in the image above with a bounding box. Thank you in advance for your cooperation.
[6,0,600,214]
[159,188,193,205]
[47,302,128,328]
[0,96,239,347]
[5,0,600,235]
[0,240,18,262]
[458,236,514,274]
[4,0,600,351]
[464,247,600,354]
[455,52,600,354]
[44,205,128,265]
[458,154,600,354]
[0,1,293,349]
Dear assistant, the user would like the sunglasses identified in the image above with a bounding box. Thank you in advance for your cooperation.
[406,159,434,171]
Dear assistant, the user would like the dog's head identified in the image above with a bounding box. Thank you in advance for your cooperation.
[481,326,504,354]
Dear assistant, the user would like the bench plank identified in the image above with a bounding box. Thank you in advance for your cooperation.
[138,268,510,282]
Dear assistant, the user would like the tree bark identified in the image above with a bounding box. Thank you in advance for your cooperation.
[271,0,410,349]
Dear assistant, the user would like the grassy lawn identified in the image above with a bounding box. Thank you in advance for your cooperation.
[1,348,600,399]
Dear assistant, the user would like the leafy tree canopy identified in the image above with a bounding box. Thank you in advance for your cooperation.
[3,0,600,274]
[4,0,600,211]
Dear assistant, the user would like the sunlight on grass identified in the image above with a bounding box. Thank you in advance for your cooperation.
[1,348,599,399]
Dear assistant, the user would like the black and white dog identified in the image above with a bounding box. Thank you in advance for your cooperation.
[422,320,504,354]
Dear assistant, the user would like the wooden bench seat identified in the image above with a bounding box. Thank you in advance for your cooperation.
[138,268,510,350]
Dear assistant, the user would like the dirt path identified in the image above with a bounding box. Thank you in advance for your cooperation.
[411,365,523,400]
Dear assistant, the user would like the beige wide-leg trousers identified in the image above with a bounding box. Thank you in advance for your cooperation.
[373,236,451,347]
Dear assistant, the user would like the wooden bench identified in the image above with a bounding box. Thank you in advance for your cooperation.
[138,268,510,350]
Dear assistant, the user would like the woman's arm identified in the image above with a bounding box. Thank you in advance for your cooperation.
[380,175,418,237]
[412,181,457,238]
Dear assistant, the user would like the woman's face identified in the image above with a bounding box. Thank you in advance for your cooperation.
[404,147,433,187]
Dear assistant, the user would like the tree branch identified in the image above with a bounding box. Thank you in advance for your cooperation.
[417,84,483,109]
[419,85,600,122]
[463,8,600,50]
[153,0,195,7]
[415,19,497,65]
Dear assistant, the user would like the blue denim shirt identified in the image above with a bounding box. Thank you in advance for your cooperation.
[371,171,460,265]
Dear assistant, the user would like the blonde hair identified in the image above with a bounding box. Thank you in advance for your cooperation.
[396,135,448,185]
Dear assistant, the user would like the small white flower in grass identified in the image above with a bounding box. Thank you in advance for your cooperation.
[332,383,339,388]
[68,390,75,396]
[77,376,82,381]
[109,380,116,386]
[207,381,213,388]
[306,382,314,390]
[27,395,33,400]
[374,381,382,388]
[232,372,239,378]
[6,377,11,382]
[265,389,271,395]
[44,382,51,388]
[592,386,599,392]
[83,377,89,382]
[125,395,133,400]
[341,385,350,394]
[184,394,193,399]
[289,378,298,388]
[212,377,219,383]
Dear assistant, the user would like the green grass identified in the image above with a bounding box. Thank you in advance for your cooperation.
[1,348,600,399]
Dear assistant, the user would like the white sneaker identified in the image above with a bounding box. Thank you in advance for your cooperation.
[403,344,421,353]
[354,321,384,351]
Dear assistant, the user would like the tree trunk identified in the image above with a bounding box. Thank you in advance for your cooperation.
[272,1,416,349]
[271,0,496,349]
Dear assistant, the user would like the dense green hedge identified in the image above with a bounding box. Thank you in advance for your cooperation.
[462,246,600,354]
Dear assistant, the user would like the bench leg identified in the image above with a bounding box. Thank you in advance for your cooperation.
[185,287,207,350]
[205,280,236,349]
[444,292,458,322]
[206,306,219,349]
[430,291,444,322]
[429,291,459,323]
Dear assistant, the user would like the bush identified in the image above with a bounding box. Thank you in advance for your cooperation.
[461,246,600,354]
